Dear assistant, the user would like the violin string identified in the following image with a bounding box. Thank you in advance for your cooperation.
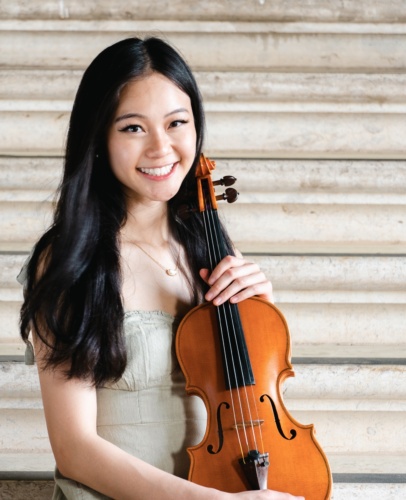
[206,204,262,456]
[205,205,259,454]
[214,237,260,455]
[202,208,248,453]
[248,375,266,454]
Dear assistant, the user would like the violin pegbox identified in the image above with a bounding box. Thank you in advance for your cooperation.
[196,154,239,212]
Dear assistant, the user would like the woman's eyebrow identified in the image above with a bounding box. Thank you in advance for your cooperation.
[114,108,189,123]
[114,112,145,123]
[164,107,189,117]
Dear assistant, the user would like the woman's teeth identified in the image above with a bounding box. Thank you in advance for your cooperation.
[139,163,174,176]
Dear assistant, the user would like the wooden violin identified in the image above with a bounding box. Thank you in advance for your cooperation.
[176,154,332,499]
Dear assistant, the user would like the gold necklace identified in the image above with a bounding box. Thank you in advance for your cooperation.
[133,242,179,277]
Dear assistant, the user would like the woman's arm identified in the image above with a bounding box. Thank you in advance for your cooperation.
[36,336,222,499]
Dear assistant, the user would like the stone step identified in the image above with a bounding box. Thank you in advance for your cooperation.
[2,197,405,253]
[2,157,405,203]
[1,19,406,73]
[2,253,405,344]
[0,452,405,500]
[3,70,406,105]
[1,0,406,23]
[2,69,406,160]
[3,254,405,300]
[0,157,405,251]
[1,361,405,499]
[2,100,406,158]
[1,361,405,452]
[3,341,406,365]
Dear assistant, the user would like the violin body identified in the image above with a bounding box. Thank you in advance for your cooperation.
[176,154,332,499]
[176,297,332,499]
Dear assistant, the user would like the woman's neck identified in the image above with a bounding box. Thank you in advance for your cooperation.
[121,200,171,246]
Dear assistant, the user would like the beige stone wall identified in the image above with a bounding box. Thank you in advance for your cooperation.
[0,2,405,498]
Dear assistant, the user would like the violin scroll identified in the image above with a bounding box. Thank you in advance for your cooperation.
[196,154,239,212]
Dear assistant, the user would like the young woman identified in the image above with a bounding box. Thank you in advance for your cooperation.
[19,37,304,500]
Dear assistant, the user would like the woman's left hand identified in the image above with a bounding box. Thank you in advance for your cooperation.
[199,254,273,306]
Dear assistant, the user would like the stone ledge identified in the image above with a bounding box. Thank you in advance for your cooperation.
[1,204,405,252]
[3,109,406,159]
[2,19,406,34]
[2,253,406,297]
[330,453,406,476]
[2,342,406,366]
[0,479,54,500]
[0,453,54,475]
[332,483,406,500]
[1,22,406,72]
[2,253,406,292]
[3,301,405,347]
[2,360,405,405]
[0,451,405,480]
[3,71,406,105]
[5,98,406,116]
[222,203,406,253]
[2,157,405,199]
[1,0,406,23]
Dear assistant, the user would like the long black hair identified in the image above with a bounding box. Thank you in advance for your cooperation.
[20,37,232,386]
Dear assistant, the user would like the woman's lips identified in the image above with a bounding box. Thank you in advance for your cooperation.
[138,162,177,178]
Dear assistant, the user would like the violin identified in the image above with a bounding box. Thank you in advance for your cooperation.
[176,154,332,499]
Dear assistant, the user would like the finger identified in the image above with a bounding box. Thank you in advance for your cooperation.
[206,255,246,286]
[199,268,210,283]
[229,279,274,304]
[205,261,260,302]
[206,268,273,305]
[214,276,272,306]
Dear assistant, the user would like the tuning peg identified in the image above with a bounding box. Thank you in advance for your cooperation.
[216,187,239,204]
[213,176,237,187]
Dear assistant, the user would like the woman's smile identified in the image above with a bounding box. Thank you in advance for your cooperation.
[137,161,178,178]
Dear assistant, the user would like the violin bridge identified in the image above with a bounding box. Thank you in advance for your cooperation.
[232,419,264,430]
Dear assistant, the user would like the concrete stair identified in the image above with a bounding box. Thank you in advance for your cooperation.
[1,1,405,499]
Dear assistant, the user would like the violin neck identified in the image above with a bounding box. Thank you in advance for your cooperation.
[201,200,255,390]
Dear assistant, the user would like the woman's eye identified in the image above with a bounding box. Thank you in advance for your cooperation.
[120,124,143,133]
[170,119,187,128]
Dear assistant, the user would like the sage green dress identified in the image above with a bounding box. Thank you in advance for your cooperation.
[17,257,207,499]
[21,305,206,499]
[52,310,207,499]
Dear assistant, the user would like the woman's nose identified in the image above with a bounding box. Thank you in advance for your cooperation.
[146,129,171,157]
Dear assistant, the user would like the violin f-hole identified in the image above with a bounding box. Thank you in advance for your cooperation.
[207,401,230,454]
[260,394,297,440]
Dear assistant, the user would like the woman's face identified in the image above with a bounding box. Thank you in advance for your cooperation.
[107,72,197,205]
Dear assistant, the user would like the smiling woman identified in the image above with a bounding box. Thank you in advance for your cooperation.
[107,73,197,204]
[18,37,300,500]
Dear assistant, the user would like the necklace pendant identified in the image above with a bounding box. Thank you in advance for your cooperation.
[166,268,177,277]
